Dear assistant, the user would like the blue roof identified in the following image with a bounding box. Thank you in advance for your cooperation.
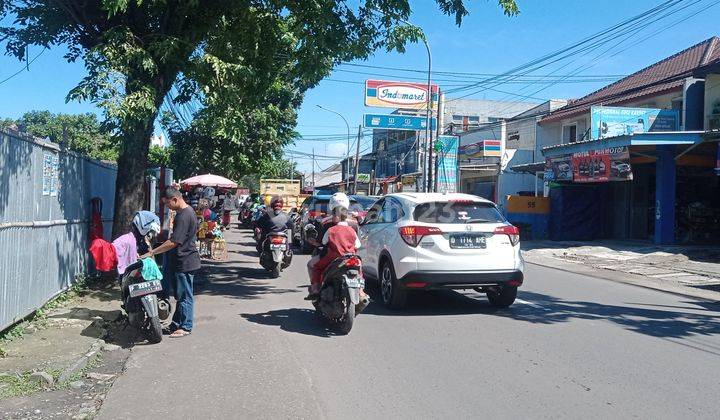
[542,131,704,158]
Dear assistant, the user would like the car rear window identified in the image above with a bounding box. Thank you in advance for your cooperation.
[308,198,359,214]
[413,201,506,224]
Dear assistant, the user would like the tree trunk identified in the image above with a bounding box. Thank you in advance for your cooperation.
[111,119,155,239]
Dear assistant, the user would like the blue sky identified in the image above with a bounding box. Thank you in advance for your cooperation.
[1,0,718,172]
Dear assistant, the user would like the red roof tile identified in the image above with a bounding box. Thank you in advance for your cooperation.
[541,37,720,124]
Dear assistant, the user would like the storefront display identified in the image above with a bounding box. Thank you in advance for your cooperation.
[572,146,633,183]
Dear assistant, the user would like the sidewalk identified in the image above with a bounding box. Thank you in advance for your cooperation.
[522,240,720,301]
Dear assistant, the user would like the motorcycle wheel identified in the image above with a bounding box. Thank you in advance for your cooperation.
[337,297,355,335]
[145,315,163,344]
[271,265,281,278]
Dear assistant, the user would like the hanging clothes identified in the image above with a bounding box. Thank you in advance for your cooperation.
[141,258,164,281]
[89,197,104,241]
[89,238,117,272]
[112,232,138,275]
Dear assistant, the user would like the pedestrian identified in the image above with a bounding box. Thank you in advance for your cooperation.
[140,187,201,338]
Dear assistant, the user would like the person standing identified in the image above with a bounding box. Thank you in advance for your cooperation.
[140,187,201,338]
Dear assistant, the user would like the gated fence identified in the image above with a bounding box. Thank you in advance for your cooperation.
[0,128,116,331]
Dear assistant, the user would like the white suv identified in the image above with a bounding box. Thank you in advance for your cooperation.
[358,193,524,309]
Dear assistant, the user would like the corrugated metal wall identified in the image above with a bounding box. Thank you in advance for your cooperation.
[0,129,117,331]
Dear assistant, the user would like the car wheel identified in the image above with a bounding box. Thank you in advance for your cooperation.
[487,286,517,308]
[380,259,406,309]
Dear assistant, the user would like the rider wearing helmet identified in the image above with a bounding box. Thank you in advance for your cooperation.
[256,196,292,246]
[305,192,363,300]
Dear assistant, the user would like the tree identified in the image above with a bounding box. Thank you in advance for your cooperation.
[1,110,117,161]
[1,1,518,237]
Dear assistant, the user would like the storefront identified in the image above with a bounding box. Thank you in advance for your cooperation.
[542,131,719,245]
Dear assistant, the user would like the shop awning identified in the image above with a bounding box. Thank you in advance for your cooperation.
[509,162,545,175]
[542,131,704,158]
[376,175,400,184]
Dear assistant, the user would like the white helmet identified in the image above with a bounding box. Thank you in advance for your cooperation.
[132,211,161,237]
[328,192,350,213]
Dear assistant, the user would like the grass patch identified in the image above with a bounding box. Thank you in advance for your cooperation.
[0,373,43,399]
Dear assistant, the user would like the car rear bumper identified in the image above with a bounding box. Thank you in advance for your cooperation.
[398,270,523,289]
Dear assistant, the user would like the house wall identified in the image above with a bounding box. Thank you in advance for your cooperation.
[704,73,720,130]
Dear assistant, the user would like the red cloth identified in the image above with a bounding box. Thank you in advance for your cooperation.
[311,224,359,286]
[89,238,118,272]
[89,198,104,240]
[222,210,231,226]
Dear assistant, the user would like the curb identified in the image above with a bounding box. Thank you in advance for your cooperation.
[57,340,103,384]
[523,256,720,303]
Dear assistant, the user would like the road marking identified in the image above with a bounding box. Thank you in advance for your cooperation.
[515,298,546,310]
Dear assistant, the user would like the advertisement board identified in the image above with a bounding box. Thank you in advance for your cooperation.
[590,106,679,140]
[363,113,437,131]
[571,146,633,183]
[458,140,502,160]
[544,155,573,182]
[436,135,459,193]
[365,80,439,110]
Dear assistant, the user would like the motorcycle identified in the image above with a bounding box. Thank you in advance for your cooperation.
[305,225,367,335]
[289,208,301,246]
[258,231,293,278]
[119,260,171,344]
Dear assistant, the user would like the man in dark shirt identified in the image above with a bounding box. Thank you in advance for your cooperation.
[141,187,201,338]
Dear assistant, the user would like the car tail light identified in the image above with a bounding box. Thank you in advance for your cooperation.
[399,225,443,247]
[493,225,520,246]
[270,236,287,244]
[343,256,362,268]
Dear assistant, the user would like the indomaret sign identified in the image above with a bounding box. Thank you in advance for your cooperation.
[365,80,439,111]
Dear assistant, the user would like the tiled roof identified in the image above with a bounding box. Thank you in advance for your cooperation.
[541,36,720,124]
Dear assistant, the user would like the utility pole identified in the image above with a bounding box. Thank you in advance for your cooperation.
[353,125,362,195]
[311,148,315,192]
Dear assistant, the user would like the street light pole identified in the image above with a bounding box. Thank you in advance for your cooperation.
[317,104,351,191]
[396,18,432,192]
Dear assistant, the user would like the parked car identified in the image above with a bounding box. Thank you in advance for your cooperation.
[358,193,524,309]
[297,195,361,253]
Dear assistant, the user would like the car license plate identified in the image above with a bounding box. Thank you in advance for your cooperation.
[270,244,286,250]
[449,234,487,249]
[129,280,162,298]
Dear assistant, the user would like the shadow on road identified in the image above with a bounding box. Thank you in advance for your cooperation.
[195,259,299,300]
[240,308,340,338]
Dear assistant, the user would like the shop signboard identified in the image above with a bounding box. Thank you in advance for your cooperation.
[365,80,439,111]
[590,106,679,140]
[571,146,633,183]
[544,155,573,182]
[355,173,371,183]
[363,113,437,131]
[458,140,502,160]
[436,135,459,193]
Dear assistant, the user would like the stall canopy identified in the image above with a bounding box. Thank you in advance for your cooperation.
[180,174,237,188]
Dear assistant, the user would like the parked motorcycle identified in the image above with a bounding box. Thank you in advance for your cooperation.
[305,225,367,335]
[119,260,171,344]
[258,231,293,278]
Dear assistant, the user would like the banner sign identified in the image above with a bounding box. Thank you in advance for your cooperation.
[355,173,371,183]
[364,113,437,131]
[436,135,459,193]
[571,146,633,183]
[365,80,439,110]
[590,106,679,140]
[459,140,502,160]
[544,155,573,182]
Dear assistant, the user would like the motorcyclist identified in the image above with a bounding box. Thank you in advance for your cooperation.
[255,196,292,250]
[305,192,365,301]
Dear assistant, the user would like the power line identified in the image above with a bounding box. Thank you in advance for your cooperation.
[0,48,47,86]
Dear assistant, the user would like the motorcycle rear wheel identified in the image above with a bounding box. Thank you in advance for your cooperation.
[337,297,355,335]
[145,315,163,344]
[271,265,281,278]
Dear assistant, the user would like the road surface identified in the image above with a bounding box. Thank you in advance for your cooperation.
[99,229,720,419]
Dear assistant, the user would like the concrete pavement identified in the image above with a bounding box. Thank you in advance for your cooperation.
[99,229,720,419]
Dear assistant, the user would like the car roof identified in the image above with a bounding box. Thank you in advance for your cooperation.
[389,192,495,205]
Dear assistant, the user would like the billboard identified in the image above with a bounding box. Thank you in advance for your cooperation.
[365,80,439,110]
[364,113,437,131]
[436,135,459,193]
[590,106,679,140]
[571,147,633,183]
[458,140,502,160]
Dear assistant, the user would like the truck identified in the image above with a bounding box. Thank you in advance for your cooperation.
[259,179,307,211]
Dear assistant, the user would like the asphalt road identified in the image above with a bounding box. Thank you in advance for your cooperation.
[99,229,720,419]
